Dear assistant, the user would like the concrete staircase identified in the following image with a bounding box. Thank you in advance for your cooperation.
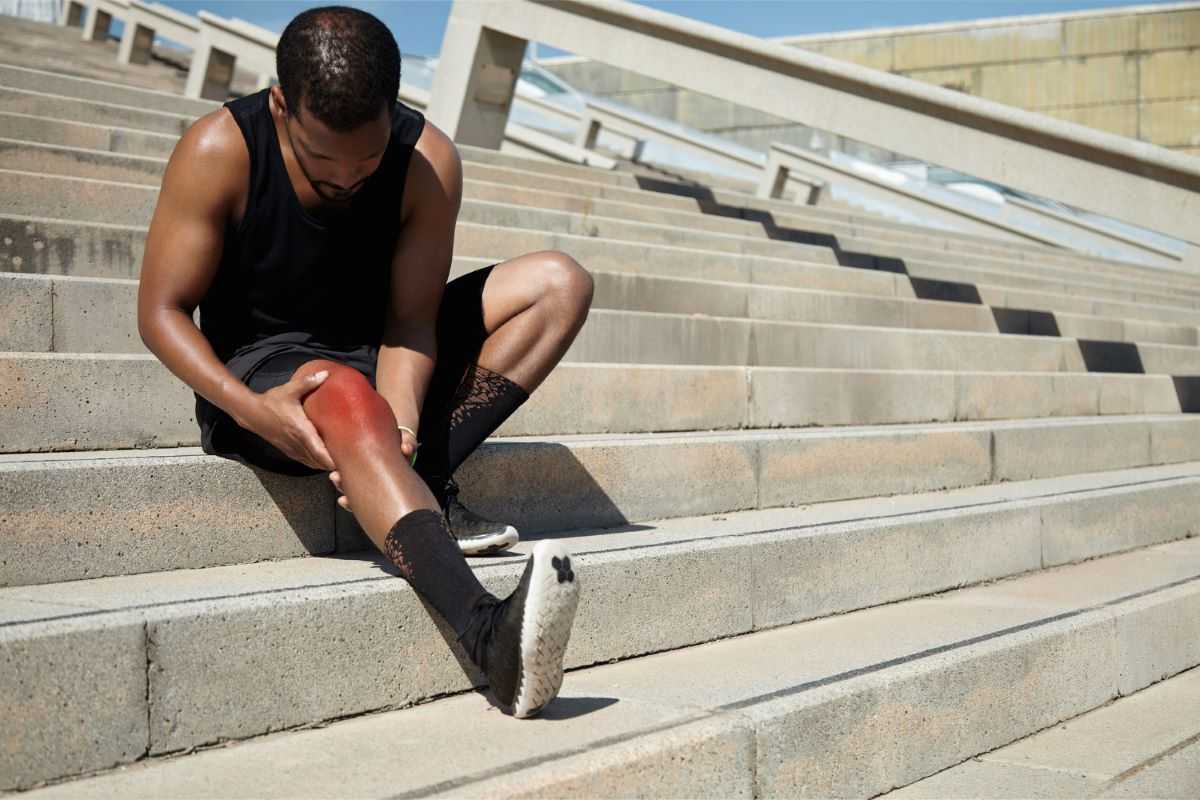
[3,14,1200,798]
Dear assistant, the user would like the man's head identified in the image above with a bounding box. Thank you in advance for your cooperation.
[275,5,400,203]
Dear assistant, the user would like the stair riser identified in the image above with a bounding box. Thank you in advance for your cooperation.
[3,479,1198,791]
[0,63,218,117]
[1,353,1189,455]
[4,418,1200,586]
[2,133,1194,306]
[0,80,1191,291]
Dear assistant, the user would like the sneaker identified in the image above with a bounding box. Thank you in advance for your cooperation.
[443,477,520,556]
[467,540,580,718]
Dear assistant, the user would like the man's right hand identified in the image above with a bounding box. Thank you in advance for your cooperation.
[241,370,336,471]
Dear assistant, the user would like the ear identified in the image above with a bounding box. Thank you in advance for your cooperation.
[270,85,290,117]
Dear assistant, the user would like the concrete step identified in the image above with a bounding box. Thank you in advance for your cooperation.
[8,284,1200,374]
[6,504,1200,795]
[0,26,187,96]
[0,110,179,158]
[0,85,194,136]
[9,267,1198,357]
[5,162,1198,331]
[3,415,1199,586]
[3,132,1194,309]
[884,666,1200,798]
[1,60,1191,291]
[6,349,1196,454]
[0,62,217,118]
[0,206,902,299]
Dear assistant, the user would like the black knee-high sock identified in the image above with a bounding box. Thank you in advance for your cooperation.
[383,509,499,643]
[416,363,530,506]
[446,363,530,474]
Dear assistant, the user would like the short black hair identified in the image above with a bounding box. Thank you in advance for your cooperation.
[276,6,400,132]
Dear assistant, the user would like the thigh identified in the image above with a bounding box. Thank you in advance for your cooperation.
[211,351,343,476]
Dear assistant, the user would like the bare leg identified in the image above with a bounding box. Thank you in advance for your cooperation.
[290,359,437,550]
[472,250,594,392]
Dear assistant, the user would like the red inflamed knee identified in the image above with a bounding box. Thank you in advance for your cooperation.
[301,364,395,446]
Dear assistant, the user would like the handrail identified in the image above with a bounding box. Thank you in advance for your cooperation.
[763,142,1180,267]
[440,0,1198,255]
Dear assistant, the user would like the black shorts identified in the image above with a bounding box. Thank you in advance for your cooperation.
[196,264,496,477]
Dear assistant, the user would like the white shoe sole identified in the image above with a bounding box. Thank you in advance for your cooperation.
[457,525,520,556]
[511,540,580,719]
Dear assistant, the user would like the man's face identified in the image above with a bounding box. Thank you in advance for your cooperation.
[281,91,391,205]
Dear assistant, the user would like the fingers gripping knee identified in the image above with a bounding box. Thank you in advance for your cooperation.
[299,363,396,446]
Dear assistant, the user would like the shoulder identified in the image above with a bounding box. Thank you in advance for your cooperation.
[402,119,463,221]
[165,106,249,206]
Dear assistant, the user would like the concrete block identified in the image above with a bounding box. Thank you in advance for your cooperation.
[756,426,992,507]
[751,504,1042,630]
[1137,8,1200,51]
[755,321,1071,372]
[0,138,165,186]
[497,363,750,436]
[0,453,336,586]
[993,419,1151,481]
[1052,311,1126,342]
[1039,480,1200,566]
[1139,98,1200,149]
[957,372,1098,420]
[0,616,148,791]
[747,613,1117,798]
[0,354,192,452]
[1137,340,1200,374]
[1139,48,1200,102]
[593,271,749,318]
[1113,581,1200,695]
[0,86,195,136]
[0,62,216,117]
[564,310,753,366]
[749,368,956,427]
[50,275,141,352]
[1150,416,1200,465]
[455,436,760,533]
[143,581,469,754]
[0,273,52,350]
[892,22,1064,71]
[747,285,910,328]
[0,169,157,226]
[0,215,145,279]
[1098,374,1181,415]
[1121,317,1198,347]
[1064,15,1139,56]
[980,56,1139,109]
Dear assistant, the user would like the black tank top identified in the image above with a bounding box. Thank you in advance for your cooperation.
[193,88,425,434]
[199,88,426,369]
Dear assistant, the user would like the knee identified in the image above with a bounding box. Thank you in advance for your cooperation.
[537,251,593,319]
[300,361,394,439]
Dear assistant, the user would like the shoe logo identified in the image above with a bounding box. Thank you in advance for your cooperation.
[551,556,575,584]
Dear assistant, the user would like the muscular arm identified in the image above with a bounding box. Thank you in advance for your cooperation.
[375,122,464,436]
[137,110,261,430]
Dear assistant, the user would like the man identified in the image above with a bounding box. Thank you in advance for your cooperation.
[136,5,592,718]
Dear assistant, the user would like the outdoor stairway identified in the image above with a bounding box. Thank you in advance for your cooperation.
[2,14,1200,798]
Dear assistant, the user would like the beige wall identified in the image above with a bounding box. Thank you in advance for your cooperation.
[542,3,1200,159]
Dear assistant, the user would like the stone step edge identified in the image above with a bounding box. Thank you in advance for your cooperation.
[0,65,1184,282]
[9,519,1199,797]
[1,121,1190,297]
[2,413,1198,587]
[6,138,1191,306]
[10,264,1198,345]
